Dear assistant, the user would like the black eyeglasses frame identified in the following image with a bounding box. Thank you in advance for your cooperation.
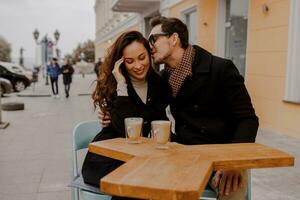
[148,33,170,45]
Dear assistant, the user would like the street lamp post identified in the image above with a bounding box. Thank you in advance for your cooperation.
[33,29,60,85]
[19,47,24,67]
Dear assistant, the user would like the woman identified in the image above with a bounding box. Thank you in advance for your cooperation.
[82,31,171,191]
[61,58,74,98]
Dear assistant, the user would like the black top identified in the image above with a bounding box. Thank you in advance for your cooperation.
[82,67,171,187]
[61,64,74,84]
[95,67,171,141]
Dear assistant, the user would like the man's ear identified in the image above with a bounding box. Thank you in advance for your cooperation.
[172,33,179,46]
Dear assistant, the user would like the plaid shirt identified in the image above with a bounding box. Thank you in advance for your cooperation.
[166,45,195,97]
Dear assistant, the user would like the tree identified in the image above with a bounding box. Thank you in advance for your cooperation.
[82,40,95,62]
[70,39,95,63]
[0,36,11,62]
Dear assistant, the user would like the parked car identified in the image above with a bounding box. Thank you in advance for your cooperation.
[0,61,33,82]
[0,77,13,96]
[0,64,31,92]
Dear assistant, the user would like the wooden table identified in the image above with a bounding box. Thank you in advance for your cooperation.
[89,138,294,200]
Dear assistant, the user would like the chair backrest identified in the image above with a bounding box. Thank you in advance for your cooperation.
[73,120,102,151]
[72,120,102,177]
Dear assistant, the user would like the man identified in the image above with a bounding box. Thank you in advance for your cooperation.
[100,16,259,199]
[148,16,258,199]
[47,57,61,98]
[94,57,102,77]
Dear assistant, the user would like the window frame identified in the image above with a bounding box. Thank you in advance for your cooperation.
[284,0,300,104]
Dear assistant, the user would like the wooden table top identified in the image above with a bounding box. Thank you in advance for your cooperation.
[89,137,294,200]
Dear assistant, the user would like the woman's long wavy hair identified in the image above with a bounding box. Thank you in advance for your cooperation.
[92,31,152,113]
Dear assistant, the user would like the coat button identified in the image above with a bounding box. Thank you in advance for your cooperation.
[200,126,205,133]
[193,104,199,111]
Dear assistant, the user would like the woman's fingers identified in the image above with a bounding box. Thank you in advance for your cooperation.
[112,57,126,83]
[112,57,124,74]
[98,109,111,128]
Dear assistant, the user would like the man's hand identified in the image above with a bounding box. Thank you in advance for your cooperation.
[98,109,111,128]
[213,169,245,196]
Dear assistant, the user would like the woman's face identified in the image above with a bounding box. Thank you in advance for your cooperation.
[122,41,150,81]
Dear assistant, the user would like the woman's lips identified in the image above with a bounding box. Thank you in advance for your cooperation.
[135,69,144,75]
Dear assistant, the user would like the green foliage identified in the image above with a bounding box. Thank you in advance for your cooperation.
[70,39,95,63]
[0,36,12,62]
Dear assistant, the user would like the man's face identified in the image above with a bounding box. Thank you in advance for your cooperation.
[148,25,172,65]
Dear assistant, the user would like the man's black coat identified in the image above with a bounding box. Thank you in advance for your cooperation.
[162,45,259,145]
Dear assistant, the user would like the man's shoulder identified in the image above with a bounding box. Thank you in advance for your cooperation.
[192,45,233,72]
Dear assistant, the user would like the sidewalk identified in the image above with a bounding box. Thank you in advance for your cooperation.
[0,74,98,200]
[0,74,299,200]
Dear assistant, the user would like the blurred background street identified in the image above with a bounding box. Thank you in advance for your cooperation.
[0,74,97,200]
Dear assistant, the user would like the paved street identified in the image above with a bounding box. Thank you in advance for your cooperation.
[0,74,97,200]
[0,73,299,200]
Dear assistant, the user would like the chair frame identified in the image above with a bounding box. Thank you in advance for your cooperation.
[72,120,111,200]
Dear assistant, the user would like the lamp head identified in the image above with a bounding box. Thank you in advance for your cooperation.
[33,29,39,40]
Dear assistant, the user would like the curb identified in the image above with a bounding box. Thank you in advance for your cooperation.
[78,93,92,96]
[0,122,10,129]
[17,93,51,97]
[2,102,25,111]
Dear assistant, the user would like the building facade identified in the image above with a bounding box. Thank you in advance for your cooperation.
[94,0,300,138]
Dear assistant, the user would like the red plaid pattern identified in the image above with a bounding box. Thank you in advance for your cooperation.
[166,45,195,97]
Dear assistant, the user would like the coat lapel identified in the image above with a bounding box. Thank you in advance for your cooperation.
[175,46,212,102]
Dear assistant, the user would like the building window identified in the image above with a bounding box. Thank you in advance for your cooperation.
[285,0,300,103]
[216,0,248,77]
[182,7,197,45]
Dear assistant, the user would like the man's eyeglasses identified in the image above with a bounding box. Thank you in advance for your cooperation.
[148,33,169,45]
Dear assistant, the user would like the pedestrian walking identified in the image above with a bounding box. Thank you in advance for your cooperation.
[62,58,74,98]
[94,58,102,77]
[47,57,61,98]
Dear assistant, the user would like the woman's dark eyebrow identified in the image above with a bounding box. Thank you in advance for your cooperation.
[124,57,133,60]
[124,52,146,60]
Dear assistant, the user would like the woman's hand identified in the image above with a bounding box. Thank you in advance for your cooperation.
[112,57,126,83]
[98,108,111,128]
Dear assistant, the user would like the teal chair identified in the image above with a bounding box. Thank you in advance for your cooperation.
[200,170,251,200]
[71,120,111,200]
